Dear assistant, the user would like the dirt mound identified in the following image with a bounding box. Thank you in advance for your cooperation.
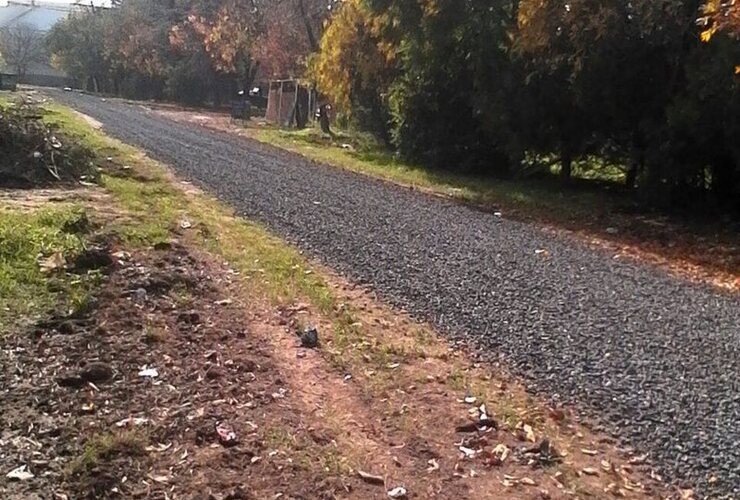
[0,101,96,188]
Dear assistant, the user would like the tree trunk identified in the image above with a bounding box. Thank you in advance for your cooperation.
[296,0,319,52]
[560,148,572,183]
[318,104,331,134]
[712,154,736,210]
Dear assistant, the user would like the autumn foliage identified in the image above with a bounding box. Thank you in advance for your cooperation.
[46,0,740,215]
[309,0,740,214]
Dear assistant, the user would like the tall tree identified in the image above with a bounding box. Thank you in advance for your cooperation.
[48,9,117,93]
[0,23,46,78]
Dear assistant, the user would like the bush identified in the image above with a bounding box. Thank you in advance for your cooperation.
[0,101,97,188]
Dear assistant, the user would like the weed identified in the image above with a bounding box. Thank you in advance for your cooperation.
[143,324,169,344]
[67,431,146,477]
[446,368,467,391]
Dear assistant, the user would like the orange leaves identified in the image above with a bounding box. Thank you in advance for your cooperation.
[698,0,740,42]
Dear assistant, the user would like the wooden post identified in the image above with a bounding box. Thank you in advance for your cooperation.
[277,81,284,127]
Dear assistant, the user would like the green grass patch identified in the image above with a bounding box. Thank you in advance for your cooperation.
[68,431,146,477]
[0,205,92,331]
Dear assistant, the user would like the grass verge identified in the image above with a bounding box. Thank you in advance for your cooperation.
[0,205,96,332]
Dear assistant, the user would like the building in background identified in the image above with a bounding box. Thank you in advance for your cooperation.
[0,1,81,87]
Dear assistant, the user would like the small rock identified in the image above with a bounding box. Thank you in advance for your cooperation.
[300,326,319,348]
[455,420,480,433]
[138,366,159,378]
[216,421,238,447]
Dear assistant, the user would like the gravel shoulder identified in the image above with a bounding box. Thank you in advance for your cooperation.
[44,89,740,497]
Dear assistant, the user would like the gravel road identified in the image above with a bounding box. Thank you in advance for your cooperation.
[48,90,739,496]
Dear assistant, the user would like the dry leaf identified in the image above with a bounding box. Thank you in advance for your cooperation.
[147,473,171,483]
[387,486,407,499]
[39,252,65,273]
[138,366,159,378]
[493,443,510,462]
[523,424,536,442]
[6,465,34,481]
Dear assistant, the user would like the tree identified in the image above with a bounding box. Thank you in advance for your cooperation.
[47,10,112,92]
[175,0,262,93]
[0,23,46,79]
[370,0,518,173]
[309,0,396,140]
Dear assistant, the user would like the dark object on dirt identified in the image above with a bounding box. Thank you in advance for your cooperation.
[177,311,201,325]
[455,416,497,433]
[300,326,319,348]
[215,421,238,447]
[230,100,251,120]
[0,101,96,188]
[72,247,113,272]
[57,321,77,335]
[455,420,480,433]
[205,365,224,380]
[79,362,114,383]
[479,415,497,429]
[524,438,561,466]
[57,375,86,388]
[222,486,251,500]
[153,240,173,251]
